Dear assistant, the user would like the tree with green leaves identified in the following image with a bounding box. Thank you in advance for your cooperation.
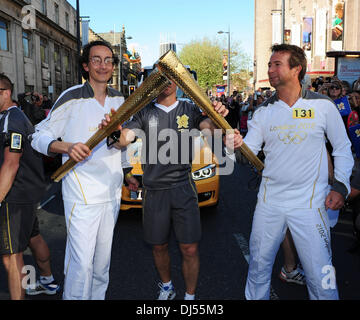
[179,37,252,93]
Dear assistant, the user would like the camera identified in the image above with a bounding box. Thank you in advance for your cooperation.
[31,93,40,103]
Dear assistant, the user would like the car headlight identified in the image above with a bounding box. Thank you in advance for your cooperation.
[192,164,216,181]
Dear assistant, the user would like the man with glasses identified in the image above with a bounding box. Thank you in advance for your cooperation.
[31,41,138,300]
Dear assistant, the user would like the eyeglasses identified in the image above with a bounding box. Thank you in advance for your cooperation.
[89,56,114,66]
[330,86,340,90]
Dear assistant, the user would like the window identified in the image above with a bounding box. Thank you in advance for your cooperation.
[0,19,9,51]
[65,13,69,31]
[64,50,70,72]
[54,3,59,24]
[41,0,47,15]
[40,38,48,63]
[23,31,31,58]
[54,44,60,69]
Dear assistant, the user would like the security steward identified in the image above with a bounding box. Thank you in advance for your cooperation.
[0,74,46,299]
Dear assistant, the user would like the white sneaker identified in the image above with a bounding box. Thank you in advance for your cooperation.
[157,282,176,300]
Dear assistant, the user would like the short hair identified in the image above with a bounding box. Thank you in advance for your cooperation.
[79,40,119,80]
[335,3,343,11]
[271,44,307,82]
[0,73,13,95]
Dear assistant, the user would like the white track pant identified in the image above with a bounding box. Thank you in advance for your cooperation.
[245,200,339,300]
[63,200,120,300]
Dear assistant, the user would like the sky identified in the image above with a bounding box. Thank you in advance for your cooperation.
[67,0,254,67]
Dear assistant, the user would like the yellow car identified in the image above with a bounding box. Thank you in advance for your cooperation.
[120,134,219,211]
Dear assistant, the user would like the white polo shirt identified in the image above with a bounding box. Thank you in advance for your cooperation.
[31,81,128,205]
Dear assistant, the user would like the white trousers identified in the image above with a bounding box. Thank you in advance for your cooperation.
[63,200,120,300]
[245,200,339,300]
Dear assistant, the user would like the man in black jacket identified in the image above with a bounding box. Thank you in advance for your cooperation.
[17,92,46,126]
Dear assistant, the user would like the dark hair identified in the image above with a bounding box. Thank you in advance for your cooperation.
[271,44,307,82]
[0,73,13,95]
[79,40,119,80]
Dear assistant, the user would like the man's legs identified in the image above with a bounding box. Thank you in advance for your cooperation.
[29,234,51,277]
[279,229,306,285]
[2,253,25,300]
[287,207,338,300]
[91,200,120,300]
[245,201,287,300]
[152,243,176,300]
[282,229,297,271]
[179,242,199,296]
[63,202,100,300]
[153,243,171,283]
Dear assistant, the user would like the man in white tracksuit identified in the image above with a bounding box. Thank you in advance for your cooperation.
[31,41,138,299]
[225,44,353,300]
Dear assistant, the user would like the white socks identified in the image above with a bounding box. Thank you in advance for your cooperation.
[184,292,195,300]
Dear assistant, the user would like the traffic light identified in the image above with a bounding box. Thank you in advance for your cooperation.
[129,85,135,95]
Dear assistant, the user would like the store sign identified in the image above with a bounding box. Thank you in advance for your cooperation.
[337,57,360,85]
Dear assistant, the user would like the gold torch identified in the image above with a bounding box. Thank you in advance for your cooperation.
[51,69,171,182]
[157,50,264,173]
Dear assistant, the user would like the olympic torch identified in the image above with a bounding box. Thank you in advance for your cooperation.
[156,50,264,173]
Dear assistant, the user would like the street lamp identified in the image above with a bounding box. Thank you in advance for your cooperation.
[218,27,230,97]
[118,35,132,95]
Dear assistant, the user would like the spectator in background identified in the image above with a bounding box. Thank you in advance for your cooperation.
[347,91,360,129]
[312,76,324,92]
[17,92,46,126]
[353,78,360,92]
[225,91,241,129]
[41,95,53,110]
[328,79,343,101]
[317,83,331,96]
[265,90,273,99]
[342,81,351,97]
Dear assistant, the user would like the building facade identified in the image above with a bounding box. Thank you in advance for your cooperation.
[254,0,360,89]
[98,27,141,98]
[0,0,78,101]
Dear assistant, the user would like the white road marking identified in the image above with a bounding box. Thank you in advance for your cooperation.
[233,233,280,300]
[37,194,56,210]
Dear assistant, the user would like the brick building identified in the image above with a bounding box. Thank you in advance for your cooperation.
[0,0,78,100]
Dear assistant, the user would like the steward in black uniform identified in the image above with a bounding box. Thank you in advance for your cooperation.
[105,78,228,300]
[0,106,45,255]
[0,74,46,299]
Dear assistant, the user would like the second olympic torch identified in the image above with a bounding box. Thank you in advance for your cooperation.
[51,69,171,182]
[156,50,264,173]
